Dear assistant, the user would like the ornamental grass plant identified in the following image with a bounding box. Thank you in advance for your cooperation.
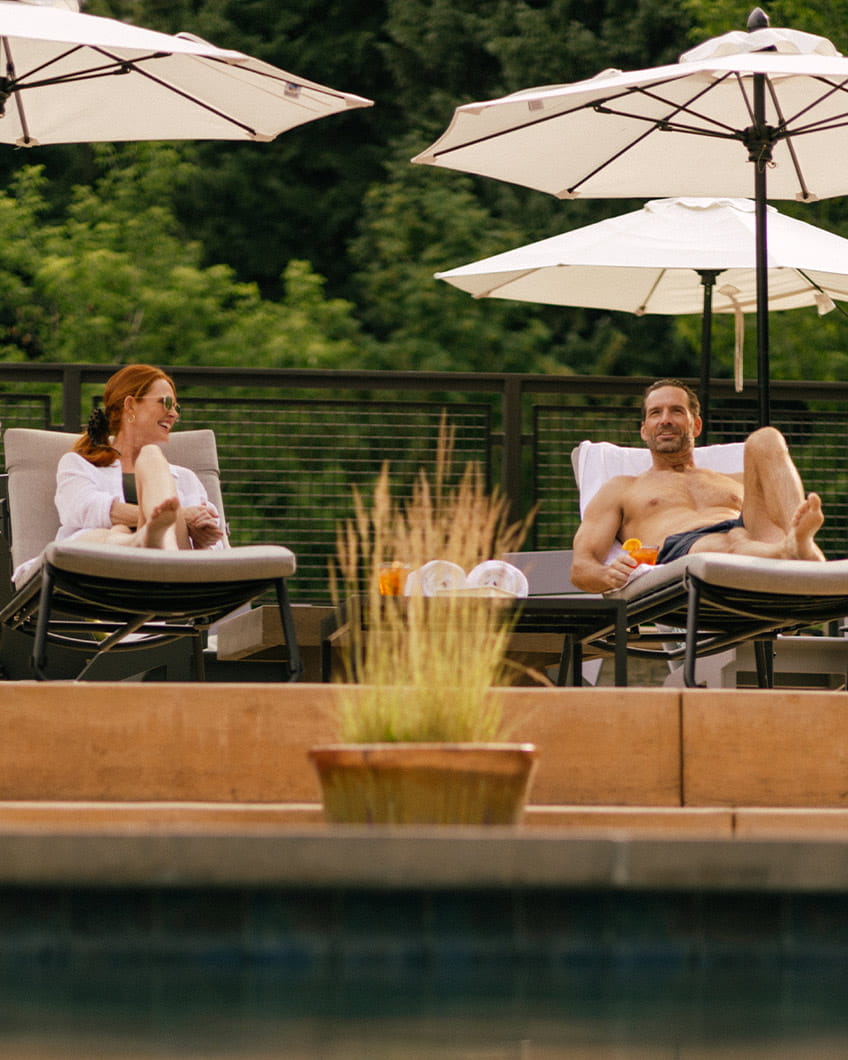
[331,424,535,744]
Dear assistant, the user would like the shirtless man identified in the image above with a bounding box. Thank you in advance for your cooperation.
[571,379,826,594]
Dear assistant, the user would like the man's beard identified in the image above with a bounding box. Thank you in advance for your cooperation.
[648,429,691,453]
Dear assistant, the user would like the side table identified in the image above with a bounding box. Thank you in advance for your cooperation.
[320,593,628,687]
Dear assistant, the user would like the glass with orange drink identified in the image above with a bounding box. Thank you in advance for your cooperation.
[622,538,659,565]
[378,561,411,595]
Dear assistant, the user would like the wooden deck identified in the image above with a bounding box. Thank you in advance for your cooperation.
[3,681,848,844]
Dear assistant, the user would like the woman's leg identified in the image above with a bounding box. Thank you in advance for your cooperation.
[73,447,190,551]
[133,445,190,550]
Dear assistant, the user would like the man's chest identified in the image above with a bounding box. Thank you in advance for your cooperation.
[628,470,743,513]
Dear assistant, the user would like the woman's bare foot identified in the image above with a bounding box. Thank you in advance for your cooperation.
[784,493,825,561]
[135,497,179,549]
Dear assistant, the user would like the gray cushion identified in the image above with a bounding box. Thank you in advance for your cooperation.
[44,539,295,582]
[609,553,848,601]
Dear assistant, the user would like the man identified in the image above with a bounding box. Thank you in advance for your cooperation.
[571,379,825,594]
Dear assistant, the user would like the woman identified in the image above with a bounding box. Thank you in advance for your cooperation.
[55,364,224,551]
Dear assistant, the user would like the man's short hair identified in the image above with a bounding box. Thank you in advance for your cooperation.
[642,379,701,420]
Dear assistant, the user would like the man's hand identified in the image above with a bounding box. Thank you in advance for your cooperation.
[183,504,224,549]
[602,552,638,590]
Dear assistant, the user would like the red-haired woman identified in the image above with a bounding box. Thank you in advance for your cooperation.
[55,364,223,552]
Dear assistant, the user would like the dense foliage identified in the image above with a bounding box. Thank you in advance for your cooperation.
[1,0,848,380]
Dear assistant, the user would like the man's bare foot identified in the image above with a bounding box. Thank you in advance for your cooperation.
[784,493,825,561]
[135,497,179,549]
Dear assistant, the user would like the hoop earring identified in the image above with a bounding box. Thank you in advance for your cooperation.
[128,414,135,424]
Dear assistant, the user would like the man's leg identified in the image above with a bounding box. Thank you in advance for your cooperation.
[690,427,824,561]
[740,427,805,540]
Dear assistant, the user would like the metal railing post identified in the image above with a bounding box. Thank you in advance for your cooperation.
[502,376,524,521]
[61,365,83,432]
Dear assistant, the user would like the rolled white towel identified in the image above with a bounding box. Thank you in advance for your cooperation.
[466,560,529,598]
[407,559,467,596]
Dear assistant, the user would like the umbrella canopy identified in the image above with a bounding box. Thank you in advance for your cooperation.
[436,196,848,439]
[413,9,848,426]
[411,22,844,200]
[435,197,848,314]
[0,0,372,146]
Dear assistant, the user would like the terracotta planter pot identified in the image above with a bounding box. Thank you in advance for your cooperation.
[308,743,538,825]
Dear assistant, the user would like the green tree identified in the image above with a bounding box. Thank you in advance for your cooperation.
[681,0,848,47]
[4,0,846,381]
[0,148,372,367]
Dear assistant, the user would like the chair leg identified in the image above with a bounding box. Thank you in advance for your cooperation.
[612,602,628,686]
[193,630,206,681]
[31,566,55,680]
[275,578,303,681]
[754,638,775,688]
[554,634,574,685]
[683,581,702,688]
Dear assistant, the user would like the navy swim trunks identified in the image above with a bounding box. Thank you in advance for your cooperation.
[656,516,744,565]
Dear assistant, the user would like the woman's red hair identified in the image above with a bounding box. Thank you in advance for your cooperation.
[73,364,176,467]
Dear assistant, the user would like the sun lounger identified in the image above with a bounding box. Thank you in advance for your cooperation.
[573,440,848,686]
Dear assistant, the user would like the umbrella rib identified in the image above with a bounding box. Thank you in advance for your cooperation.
[4,42,111,86]
[764,79,811,201]
[594,72,763,142]
[2,41,352,139]
[88,46,259,137]
[617,77,743,138]
[196,54,362,106]
[565,77,746,195]
[426,72,699,161]
[469,268,540,298]
[636,270,666,315]
[0,38,31,144]
[562,112,736,197]
[12,60,166,92]
[589,104,740,141]
[5,41,350,107]
[795,268,848,320]
[771,75,848,132]
[782,114,848,136]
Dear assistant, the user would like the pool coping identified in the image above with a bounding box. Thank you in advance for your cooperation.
[2,826,848,892]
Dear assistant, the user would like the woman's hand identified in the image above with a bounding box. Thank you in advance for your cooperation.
[110,499,140,528]
[183,504,224,549]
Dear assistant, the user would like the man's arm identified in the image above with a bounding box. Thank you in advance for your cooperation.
[571,477,638,593]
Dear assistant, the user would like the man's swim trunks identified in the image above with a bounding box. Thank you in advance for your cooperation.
[656,516,744,565]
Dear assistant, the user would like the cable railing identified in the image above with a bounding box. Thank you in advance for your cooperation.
[0,364,845,600]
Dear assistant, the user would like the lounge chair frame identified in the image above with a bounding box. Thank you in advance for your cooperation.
[0,428,302,682]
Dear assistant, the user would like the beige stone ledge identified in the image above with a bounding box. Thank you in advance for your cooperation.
[682,688,848,807]
[0,683,682,806]
[3,801,848,841]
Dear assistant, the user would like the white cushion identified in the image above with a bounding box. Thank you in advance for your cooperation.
[572,439,746,515]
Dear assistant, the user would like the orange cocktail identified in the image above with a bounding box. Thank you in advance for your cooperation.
[378,562,411,595]
[622,538,659,565]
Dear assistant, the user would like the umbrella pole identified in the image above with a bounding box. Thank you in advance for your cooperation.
[752,71,771,428]
[754,160,770,427]
[697,270,720,445]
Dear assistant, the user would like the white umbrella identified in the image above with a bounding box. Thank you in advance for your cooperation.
[0,0,372,146]
[435,196,848,435]
[413,9,848,426]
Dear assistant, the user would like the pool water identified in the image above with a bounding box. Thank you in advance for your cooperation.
[1,962,847,1058]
